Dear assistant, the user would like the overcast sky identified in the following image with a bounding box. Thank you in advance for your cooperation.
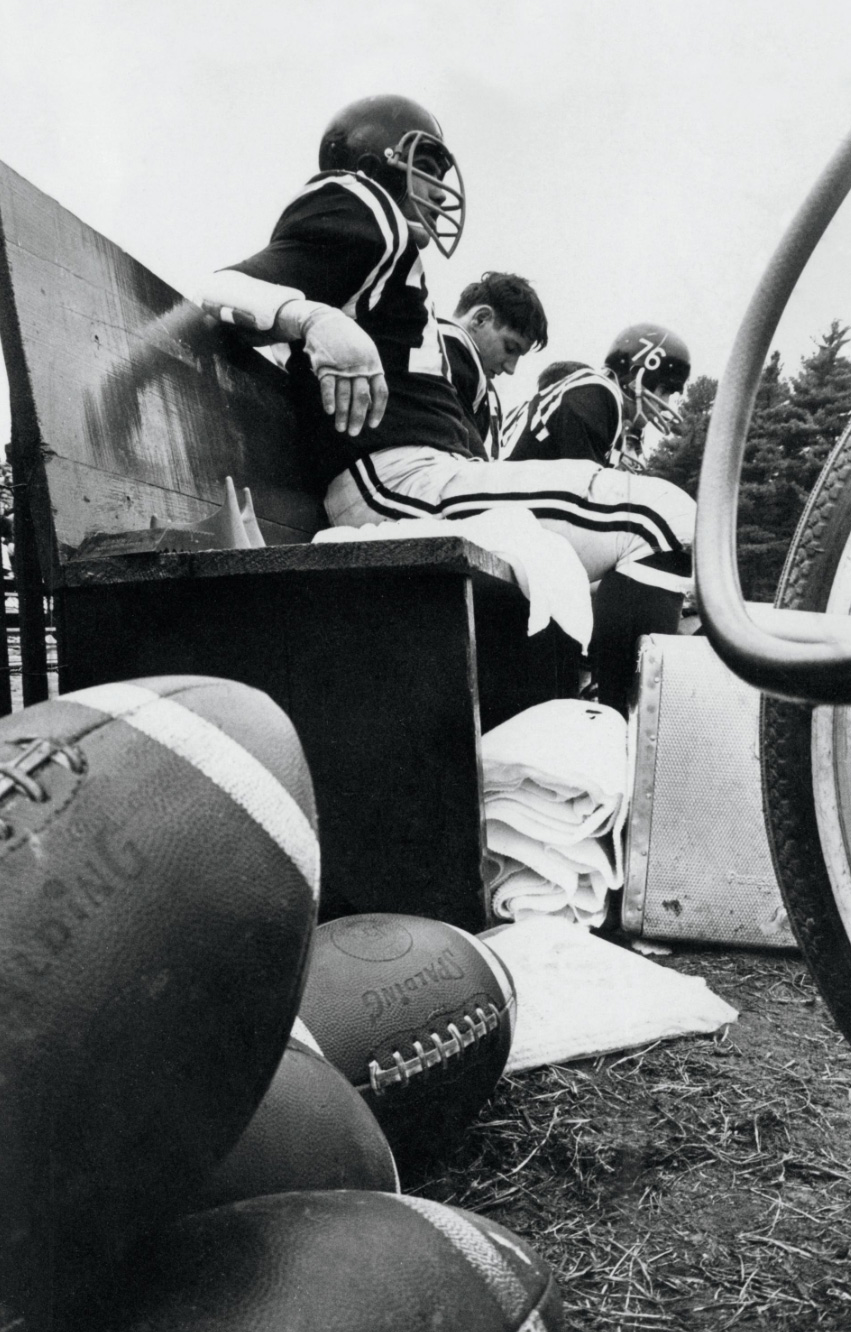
[1,0,851,443]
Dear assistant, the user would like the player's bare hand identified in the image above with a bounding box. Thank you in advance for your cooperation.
[319,371,388,435]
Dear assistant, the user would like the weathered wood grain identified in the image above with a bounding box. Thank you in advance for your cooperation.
[0,159,323,581]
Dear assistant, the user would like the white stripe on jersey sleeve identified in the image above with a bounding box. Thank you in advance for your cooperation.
[297,173,407,316]
[532,369,623,445]
[503,368,624,457]
[439,318,488,410]
[64,682,320,897]
[500,400,532,457]
[495,396,530,455]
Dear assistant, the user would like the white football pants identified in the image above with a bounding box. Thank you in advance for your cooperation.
[325,447,695,593]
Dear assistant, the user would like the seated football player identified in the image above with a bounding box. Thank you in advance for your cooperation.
[439,272,548,458]
[502,328,693,712]
[502,324,690,474]
[198,95,695,717]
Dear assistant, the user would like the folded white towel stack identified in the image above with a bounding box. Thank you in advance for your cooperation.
[313,509,593,650]
[482,699,629,926]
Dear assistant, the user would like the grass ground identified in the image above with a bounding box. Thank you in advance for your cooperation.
[411,946,851,1331]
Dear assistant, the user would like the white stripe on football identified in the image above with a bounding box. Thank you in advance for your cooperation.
[65,681,319,895]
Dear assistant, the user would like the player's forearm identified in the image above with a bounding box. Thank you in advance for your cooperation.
[196,269,310,339]
[196,267,387,434]
[196,270,378,363]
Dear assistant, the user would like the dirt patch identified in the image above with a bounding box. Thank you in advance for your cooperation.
[410,946,851,1330]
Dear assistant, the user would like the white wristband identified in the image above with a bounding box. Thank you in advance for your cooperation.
[196,270,306,332]
[273,297,329,342]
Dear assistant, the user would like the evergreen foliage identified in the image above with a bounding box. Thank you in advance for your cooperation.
[647,322,851,601]
[647,373,717,500]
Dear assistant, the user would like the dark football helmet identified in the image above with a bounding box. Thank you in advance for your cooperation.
[604,323,691,433]
[318,94,465,257]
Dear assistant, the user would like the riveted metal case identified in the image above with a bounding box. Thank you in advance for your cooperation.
[622,634,796,949]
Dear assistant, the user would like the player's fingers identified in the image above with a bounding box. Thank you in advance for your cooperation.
[332,379,353,434]
[319,374,337,418]
[367,374,389,429]
[344,378,375,437]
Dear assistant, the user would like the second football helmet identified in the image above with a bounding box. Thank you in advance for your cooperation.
[604,323,691,433]
[318,94,465,258]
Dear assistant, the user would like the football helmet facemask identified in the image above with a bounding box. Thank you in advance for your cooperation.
[604,323,691,434]
[318,95,465,258]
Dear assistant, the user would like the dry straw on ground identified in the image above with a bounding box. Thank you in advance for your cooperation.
[413,947,851,1331]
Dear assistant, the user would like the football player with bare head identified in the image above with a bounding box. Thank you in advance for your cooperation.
[440,272,548,458]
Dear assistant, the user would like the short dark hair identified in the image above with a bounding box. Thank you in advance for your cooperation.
[537,360,591,392]
[454,272,548,350]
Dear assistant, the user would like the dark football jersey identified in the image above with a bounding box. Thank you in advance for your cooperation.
[439,318,492,460]
[502,368,624,467]
[227,171,470,488]
[485,383,504,460]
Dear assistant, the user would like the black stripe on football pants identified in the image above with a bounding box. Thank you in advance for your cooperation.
[351,456,684,555]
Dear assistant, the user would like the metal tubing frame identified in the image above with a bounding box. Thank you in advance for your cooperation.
[696,127,851,703]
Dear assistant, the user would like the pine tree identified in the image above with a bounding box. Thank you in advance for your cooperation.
[735,351,798,601]
[647,328,851,603]
[738,328,851,599]
[787,321,851,494]
[647,374,716,499]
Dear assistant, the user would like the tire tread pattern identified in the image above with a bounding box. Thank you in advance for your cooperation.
[761,417,851,1041]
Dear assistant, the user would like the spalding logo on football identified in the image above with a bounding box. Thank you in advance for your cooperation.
[0,676,319,1320]
[85,1191,563,1332]
[298,913,516,1162]
[196,1016,399,1206]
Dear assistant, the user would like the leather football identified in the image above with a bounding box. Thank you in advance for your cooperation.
[0,676,319,1319]
[196,1017,399,1205]
[90,1191,564,1331]
[297,914,516,1162]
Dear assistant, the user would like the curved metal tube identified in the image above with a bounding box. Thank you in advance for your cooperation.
[696,127,851,703]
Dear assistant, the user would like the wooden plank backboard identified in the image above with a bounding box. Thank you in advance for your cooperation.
[0,159,325,586]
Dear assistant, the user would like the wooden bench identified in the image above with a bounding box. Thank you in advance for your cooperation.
[0,159,579,932]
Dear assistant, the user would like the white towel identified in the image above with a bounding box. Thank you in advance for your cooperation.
[487,791,620,843]
[312,509,593,650]
[485,853,607,926]
[481,916,738,1072]
[482,699,627,807]
[488,821,619,891]
[483,700,629,925]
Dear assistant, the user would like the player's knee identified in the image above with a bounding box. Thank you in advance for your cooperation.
[639,476,695,547]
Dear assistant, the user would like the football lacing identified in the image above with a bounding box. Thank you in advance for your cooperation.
[368,1003,501,1095]
[0,738,87,839]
